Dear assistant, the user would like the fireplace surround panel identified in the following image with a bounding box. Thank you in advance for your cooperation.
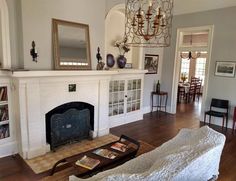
[46,102,94,150]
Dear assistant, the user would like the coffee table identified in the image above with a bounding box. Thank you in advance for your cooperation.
[50,135,140,178]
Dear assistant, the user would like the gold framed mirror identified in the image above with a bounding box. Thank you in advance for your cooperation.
[52,19,91,70]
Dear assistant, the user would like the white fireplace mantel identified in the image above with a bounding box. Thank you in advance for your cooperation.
[4,69,147,159]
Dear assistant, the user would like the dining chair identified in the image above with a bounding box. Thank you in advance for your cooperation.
[194,83,202,101]
[186,83,196,102]
[204,98,229,131]
[191,77,200,84]
[177,86,186,103]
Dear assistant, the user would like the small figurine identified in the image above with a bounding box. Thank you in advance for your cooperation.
[96,47,105,70]
[30,41,38,62]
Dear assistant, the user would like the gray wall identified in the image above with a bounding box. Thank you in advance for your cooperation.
[18,0,106,70]
[0,15,3,65]
[162,6,236,120]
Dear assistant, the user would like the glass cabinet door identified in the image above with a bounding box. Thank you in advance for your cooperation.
[127,79,141,113]
[109,80,125,116]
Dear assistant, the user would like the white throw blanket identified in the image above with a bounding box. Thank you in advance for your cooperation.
[70,126,225,181]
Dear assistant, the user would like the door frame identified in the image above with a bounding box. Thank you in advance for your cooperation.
[170,25,214,114]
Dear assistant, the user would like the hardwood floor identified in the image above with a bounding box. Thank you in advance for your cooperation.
[0,101,236,180]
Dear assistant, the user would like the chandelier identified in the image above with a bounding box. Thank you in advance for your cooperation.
[124,0,174,47]
[180,51,201,60]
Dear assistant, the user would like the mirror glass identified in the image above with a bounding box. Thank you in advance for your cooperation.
[53,19,91,70]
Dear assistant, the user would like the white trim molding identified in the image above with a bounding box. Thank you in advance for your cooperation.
[0,0,11,68]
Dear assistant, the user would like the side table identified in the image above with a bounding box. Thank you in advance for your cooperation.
[151,91,168,112]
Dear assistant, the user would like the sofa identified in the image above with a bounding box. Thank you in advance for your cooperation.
[69,126,226,181]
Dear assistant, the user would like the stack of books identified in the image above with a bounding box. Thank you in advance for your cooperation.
[76,155,100,170]
[0,87,7,102]
[93,148,118,159]
[111,142,128,152]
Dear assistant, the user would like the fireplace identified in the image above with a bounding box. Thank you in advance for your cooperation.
[46,102,94,150]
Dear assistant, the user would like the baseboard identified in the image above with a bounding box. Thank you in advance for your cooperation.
[0,141,18,158]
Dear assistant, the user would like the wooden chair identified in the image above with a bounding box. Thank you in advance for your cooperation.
[191,77,200,84]
[194,83,202,101]
[204,98,229,131]
[186,83,196,102]
[177,86,186,103]
[232,107,236,134]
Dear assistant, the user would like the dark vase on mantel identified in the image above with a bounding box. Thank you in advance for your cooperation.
[117,55,127,68]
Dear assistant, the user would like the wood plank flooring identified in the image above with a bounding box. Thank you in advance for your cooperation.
[0,101,236,180]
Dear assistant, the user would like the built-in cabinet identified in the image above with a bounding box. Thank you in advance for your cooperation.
[109,75,144,128]
[0,77,17,158]
[0,86,10,140]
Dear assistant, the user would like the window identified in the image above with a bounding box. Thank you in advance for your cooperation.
[180,58,190,81]
[195,58,206,85]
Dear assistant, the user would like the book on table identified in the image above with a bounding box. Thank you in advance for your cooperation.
[111,142,128,152]
[93,148,118,159]
[75,155,100,170]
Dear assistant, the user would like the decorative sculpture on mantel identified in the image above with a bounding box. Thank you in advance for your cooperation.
[30,41,38,62]
[96,47,105,70]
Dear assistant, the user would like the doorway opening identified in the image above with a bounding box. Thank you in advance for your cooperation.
[170,26,214,115]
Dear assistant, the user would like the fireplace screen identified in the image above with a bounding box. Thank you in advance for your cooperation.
[46,102,94,151]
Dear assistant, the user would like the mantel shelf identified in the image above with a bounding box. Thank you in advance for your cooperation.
[0,69,147,78]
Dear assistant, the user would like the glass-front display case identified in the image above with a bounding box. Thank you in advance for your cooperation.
[109,79,141,117]
[109,80,125,116]
[127,79,141,113]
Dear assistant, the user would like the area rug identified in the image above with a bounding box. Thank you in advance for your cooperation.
[41,140,155,181]
[25,134,118,174]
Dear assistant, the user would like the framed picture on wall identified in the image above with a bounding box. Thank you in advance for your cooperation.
[144,54,159,74]
[215,61,236,77]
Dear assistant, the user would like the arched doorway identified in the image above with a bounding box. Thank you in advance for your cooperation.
[105,4,143,69]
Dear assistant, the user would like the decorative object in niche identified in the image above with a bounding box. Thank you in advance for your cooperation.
[30,41,38,62]
[52,19,91,70]
[68,84,76,92]
[215,61,236,77]
[96,47,105,70]
[115,37,130,69]
[125,63,132,69]
[144,54,159,74]
[106,54,115,68]
[117,55,127,69]
[124,0,174,47]
[114,37,130,55]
